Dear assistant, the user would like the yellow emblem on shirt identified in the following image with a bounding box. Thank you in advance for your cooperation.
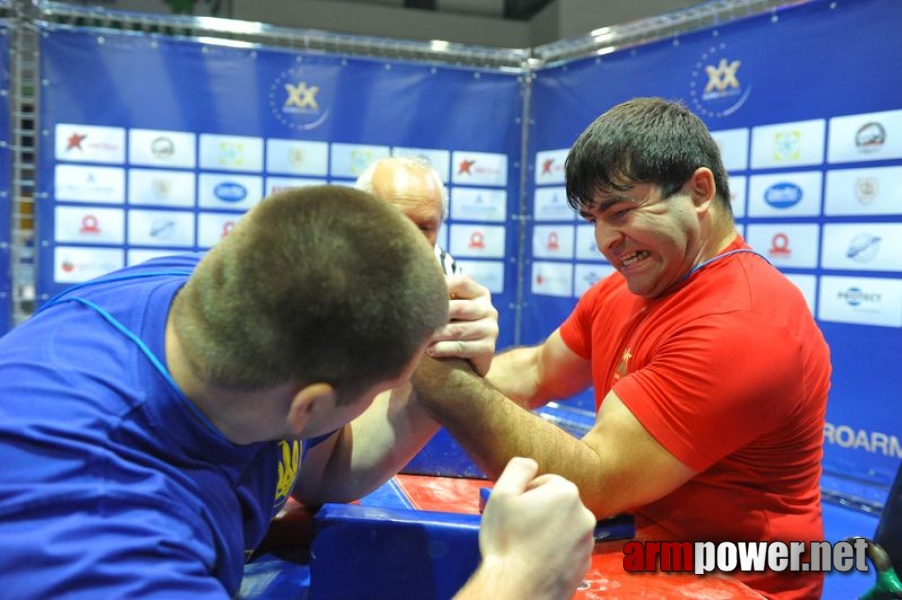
[275,440,300,503]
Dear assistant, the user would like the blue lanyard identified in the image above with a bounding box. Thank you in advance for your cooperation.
[677,248,770,284]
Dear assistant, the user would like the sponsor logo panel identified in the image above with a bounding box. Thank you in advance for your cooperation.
[533,186,575,222]
[828,109,902,163]
[450,188,507,223]
[127,209,196,248]
[711,128,750,171]
[454,260,505,294]
[448,224,506,259]
[55,164,125,204]
[330,143,391,179]
[747,171,823,217]
[128,169,196,208]
[532,224,574,260]
[452,151,508,187]
[821,223,902,272]
[750,120,826,169]
[54,206,125,245]
[575,224,605,261]
[265,139,329,176]
[197,173,263,211]
[745,224,820,269]
[128,129,196,169]
[54,246,124,283]
[534,148,568,185]
[199,134,264,172]
[55,124,125,164]
[824,166,902,216]
[266,177,327,195]
[574,263,616,297]
[531,261,573,297]
[728,175,747,219]
[818,276,902,328]
[198,212,245,249]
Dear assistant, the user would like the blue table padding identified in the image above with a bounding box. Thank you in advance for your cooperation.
[309,503,481,600]
[401,404,595,479]
[401,427,485,478]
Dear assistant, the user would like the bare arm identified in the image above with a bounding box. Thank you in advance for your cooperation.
[485,328,593,408]
[453,457,595,600]
[293,278,499,505]
[411,357,696,518]
[292,383,439,505]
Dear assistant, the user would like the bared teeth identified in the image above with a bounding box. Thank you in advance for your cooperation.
[620,251,648,267]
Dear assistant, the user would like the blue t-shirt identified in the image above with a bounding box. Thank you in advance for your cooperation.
[0,255,314,598]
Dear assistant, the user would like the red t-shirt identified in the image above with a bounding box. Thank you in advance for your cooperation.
[560,235,831,599]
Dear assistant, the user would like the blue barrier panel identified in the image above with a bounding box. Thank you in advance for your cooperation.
[37,27,523,349]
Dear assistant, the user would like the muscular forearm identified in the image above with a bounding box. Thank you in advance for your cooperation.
[412,357,617,517]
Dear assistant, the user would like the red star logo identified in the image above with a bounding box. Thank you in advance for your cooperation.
[458,159,476,175]
[542,159,554,174]
[67,133,87,151]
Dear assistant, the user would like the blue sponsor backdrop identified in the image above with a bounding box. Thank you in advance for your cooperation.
[524,0,902,491]
[0,26,10,336]
[37,27,523,349]
[30,0,902,495]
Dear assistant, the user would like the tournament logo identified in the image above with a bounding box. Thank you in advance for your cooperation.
[689,43,751,118]
[855,122,886,153]
[269,67,332,131]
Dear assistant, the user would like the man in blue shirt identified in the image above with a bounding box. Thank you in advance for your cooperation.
[0,184,595,599]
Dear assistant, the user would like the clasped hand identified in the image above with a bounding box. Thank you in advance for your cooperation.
[426,274,498,376]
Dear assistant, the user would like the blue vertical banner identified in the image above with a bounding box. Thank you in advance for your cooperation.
[0,25,10,336]
[37,27,523,348]
[526,0,902,488]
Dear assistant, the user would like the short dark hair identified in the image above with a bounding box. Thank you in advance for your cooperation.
[565,97,731,215]
[172,185,448,405]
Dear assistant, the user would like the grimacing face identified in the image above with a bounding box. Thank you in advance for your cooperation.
[580,182,705,299]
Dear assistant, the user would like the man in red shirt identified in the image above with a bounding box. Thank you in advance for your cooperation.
[413,97,831,599]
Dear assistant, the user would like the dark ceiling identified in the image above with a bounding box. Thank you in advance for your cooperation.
[398,0,557,21]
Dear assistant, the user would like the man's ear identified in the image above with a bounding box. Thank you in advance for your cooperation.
[287,382,335,434]
[689,167,717,212]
